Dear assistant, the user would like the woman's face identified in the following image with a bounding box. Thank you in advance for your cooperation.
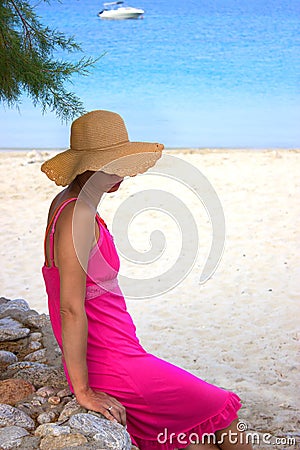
[85,171,124,193]
[107,177,124,192]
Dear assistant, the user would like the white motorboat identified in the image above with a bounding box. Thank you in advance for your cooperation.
[98,1,144,20]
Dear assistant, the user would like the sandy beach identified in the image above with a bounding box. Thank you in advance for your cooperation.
[0,149,299,447]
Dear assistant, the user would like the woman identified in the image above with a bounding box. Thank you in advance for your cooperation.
[41,110,253,450]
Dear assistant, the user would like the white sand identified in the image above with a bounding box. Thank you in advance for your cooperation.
[0,149,299,447]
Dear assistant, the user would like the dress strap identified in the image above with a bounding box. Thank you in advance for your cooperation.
[95,213,108,230]
[44,197,77,267]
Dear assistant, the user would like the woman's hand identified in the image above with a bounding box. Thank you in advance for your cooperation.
[76,387,126,426]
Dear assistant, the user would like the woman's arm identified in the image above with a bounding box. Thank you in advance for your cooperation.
[56,201,126,425]
[57,202,91,394]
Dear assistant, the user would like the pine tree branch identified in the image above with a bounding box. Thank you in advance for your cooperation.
[10,0,33,50]
[0,0,100,120]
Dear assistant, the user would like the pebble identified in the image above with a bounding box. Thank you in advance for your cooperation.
[27,340,43,351]
[30,396,47,406]
[0,404,35,430]
[29,332,43,341]
[36,386,57,398]
[0,317,30,341]
[0,425,29,449]
[37,410,57,424]
[55,346,62,355]
[0,379,35,405]
[48,395,61,405]
[57,387,72,398]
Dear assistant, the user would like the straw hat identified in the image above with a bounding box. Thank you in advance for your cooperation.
[41,110,164,186]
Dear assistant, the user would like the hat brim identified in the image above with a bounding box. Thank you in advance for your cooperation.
[41,141,163,186]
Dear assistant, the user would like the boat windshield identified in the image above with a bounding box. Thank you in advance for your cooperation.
[103,1,124,7]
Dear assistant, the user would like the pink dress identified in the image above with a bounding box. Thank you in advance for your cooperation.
[42,198,242,450]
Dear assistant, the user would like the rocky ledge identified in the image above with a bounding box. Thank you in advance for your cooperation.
[0,297,138,450]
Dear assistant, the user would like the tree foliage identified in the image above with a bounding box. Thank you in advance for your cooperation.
[0,0,97,120]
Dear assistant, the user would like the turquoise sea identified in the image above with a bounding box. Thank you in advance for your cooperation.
[0,0,299,148]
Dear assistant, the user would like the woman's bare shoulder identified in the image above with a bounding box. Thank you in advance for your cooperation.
[47,192,84,225]
[51,197,95,234]
[46,191,69,226]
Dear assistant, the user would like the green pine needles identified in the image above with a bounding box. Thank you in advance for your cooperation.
[0,0,98,120]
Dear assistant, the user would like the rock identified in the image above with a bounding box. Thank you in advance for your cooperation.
[60,446,105,450]
[0,297,9,306]
[0,299,30,315]
[36,386,57,398]
[55,347,62,356]
[0,338,31,362]
[40,322,62,366]
[27,341,42,352]
[0,379,35,405]
[93,428,132,450]
[0,351,18,370]
[0,300,134,449]
[35,423,71,437]
[0,404,35,430]
[29,332,42,342]
[61,396,73,404]
[39,433,88,449]
[37,410,57,424]
[58,398,86,421]
[57,387,72,398]
[0,425,29,449]
[30,395,47,406]
[69,413,131,449]
[15,401,44,419]
[48,396,61,405]
[6,361,49,375]
[0,309,35,326]
[17,435,40,449]
[22,313,49,329]
[0,317,30,341]
[69,413,104,436]
[24,348,47,362]
[57,396,73,409]
[13,365,67,389]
